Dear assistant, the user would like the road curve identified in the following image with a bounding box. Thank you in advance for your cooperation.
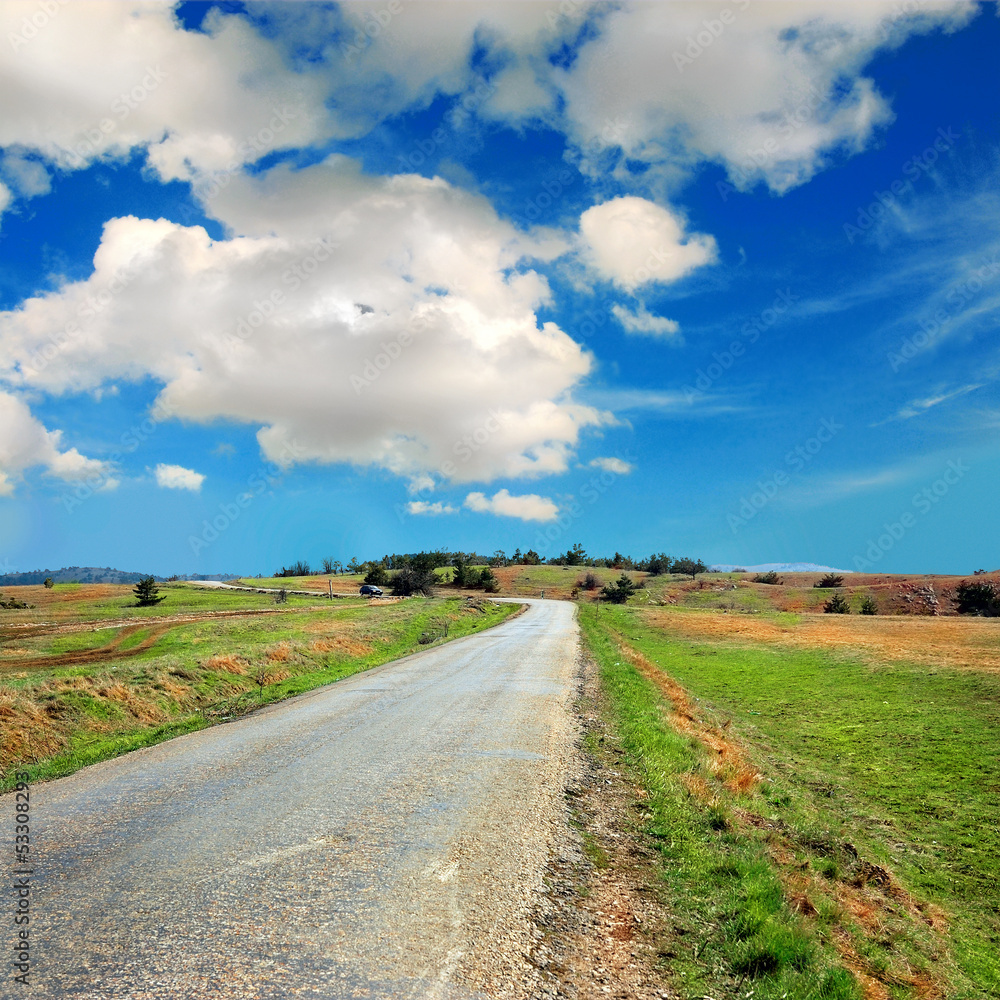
[6,599,580,999]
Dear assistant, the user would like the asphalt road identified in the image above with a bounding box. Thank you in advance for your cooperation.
[5,599,580,1000]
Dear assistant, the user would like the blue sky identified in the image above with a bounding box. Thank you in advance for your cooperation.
[0,1,997,576]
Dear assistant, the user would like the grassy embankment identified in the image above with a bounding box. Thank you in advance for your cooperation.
[580,602,999,1000]
[0,582,518,791]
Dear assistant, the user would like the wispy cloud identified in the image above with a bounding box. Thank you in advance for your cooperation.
[406,500,457,516]
[872,382,985,425]
[589,456,633,474]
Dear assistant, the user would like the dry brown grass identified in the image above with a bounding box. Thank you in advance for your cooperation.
[204,653,248,675]
[648,609,1000,673]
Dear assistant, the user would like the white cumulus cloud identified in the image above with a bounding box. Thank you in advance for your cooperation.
[579,197,716,291]
[464,488,558,522]
[0,392,109,496]
[154,463,204,491]
[0,157,607,485]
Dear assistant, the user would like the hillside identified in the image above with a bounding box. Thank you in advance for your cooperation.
[0,567,238,586]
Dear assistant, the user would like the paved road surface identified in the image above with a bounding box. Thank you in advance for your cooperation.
[5,599,579,999]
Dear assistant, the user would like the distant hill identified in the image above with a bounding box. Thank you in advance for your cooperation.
[0,567,238,586]
[710,562,850,574]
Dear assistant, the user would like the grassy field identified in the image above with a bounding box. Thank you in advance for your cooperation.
[580,603,1000,999]
[0,582,518,791]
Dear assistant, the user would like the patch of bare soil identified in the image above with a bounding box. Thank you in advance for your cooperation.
[528,652,677,1000]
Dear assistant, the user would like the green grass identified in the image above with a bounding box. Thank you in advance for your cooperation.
[1,588,519,791]
[580,605,862,999]
[581,604,1000,999]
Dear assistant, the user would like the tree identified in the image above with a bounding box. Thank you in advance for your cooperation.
[321,557,336,574]
[43,577,54,589]
[520,549,541,565]
[490,549,508,567]
[563,542,587,566]
[859,595,878,615]
[815,573,844,589]
[133,576,164,607]
[645,553,671,576]
[478,567,500,593]
[672,557,707,580]
[954,580,1000,616]
[364,563,389,587]
[451,559,471,588]
[824,593,850,614]
[390,566,434,597]
[346,557,362,574]
[600,573,636,604]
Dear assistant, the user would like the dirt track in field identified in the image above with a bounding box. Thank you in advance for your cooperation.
[0,606,335,672]
[647,609,1000,672]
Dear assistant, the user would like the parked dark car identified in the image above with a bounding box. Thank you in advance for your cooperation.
[359,584,383,597]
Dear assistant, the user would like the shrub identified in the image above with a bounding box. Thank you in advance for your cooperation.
[753,571,781,585]
[814,573,844,589]
[954,580,1000,616]
[859,595,878,615]
[600,573,636,604]
[390,566,434,597]
[276,560,311,577]
[364,563,389,587]
[0,593,32,609]
[824,593,850,614]
[581,571,601,591]
[133,576,164,607]
[43,577,54,589]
